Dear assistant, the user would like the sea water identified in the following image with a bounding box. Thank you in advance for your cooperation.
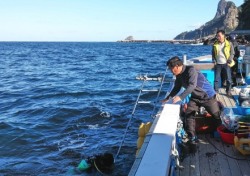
[0,42,211,175]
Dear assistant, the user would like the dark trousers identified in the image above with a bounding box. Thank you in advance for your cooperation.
[214,64,232,92]
[184,96,221,138]
[221,61,238,86]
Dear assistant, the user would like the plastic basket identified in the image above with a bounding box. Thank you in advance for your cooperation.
[217,125,248,144]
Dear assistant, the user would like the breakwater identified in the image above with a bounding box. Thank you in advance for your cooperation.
[117,39,202,44]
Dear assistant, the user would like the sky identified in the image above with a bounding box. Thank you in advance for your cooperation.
[0,0,244,42]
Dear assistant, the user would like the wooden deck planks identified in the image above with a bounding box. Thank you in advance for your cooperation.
[178,153,191,176]
[216,88,236,108]
[232,146,250,176]
[196,135,211,176]
[208,136,231,176]
[189,151,200,176]
[199,135,221,176]
[222,143,243,176]
[204,136,221,176]
[176,88,250,176]
[178,149,200,176]
[177,134,250,176]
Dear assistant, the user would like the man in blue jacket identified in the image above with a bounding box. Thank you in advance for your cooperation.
[162,56,221,153]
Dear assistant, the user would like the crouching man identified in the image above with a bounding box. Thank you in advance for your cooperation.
[162,56,221,154]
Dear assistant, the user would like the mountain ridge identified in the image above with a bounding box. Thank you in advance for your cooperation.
[174,0,239,40]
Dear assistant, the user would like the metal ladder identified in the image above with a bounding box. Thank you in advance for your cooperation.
[115,70,171,161]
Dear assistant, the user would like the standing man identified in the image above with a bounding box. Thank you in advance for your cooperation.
[162,56,221,153]
[212,30,235,96]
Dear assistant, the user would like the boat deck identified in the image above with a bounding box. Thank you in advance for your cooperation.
[177,88,250,176]
[177,134,250,176]
[216,88,237,108]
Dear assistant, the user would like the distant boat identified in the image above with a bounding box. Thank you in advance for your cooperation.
[190,42,203,45]
[172,41,180,44]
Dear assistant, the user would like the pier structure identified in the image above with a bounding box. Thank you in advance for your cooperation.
[117,39,202,44]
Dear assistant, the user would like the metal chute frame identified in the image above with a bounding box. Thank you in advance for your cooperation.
[114,69,170,161]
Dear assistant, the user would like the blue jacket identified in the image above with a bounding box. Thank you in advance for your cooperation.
[167,65,216,100]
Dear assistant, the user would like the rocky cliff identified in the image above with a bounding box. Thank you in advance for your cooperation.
[237,0,250,30]
[174,0,239,40]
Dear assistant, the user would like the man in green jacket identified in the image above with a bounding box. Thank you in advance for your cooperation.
[212,30,235,96]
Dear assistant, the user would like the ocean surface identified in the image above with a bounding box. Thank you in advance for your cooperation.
[0,42,212,175]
